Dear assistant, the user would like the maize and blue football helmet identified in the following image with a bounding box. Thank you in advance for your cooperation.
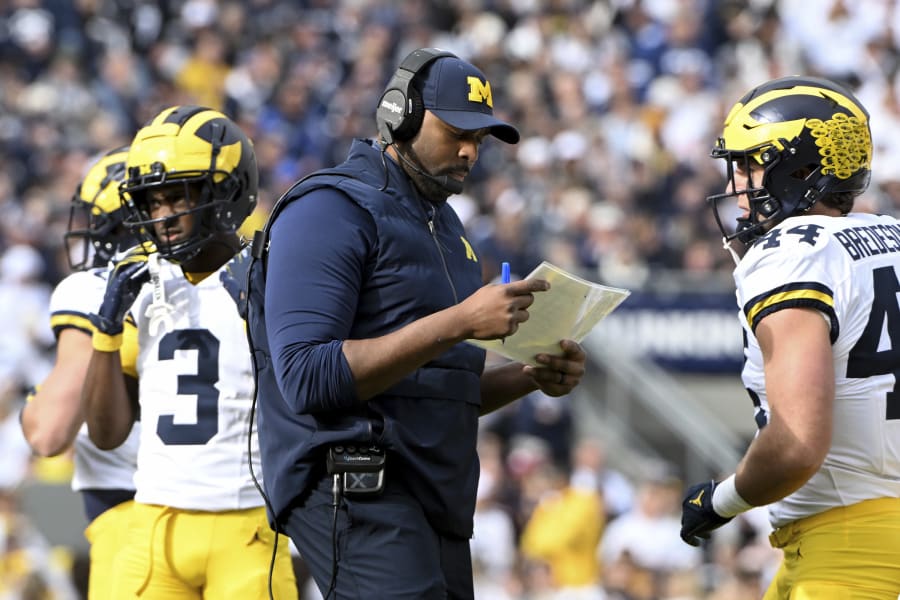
[707,76,872,244]
[120,106,258,263]
[64,145,135,271]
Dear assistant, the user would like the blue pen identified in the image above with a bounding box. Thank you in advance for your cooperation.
[501,262,510,344]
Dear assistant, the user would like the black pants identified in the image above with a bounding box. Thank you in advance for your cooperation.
[282,474,474,600]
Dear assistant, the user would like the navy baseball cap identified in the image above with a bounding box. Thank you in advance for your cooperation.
[419,57,520,144]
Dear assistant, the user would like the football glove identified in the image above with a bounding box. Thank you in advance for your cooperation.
[219,247,252,319]
[680,479,733,547]
[90,245,151,338]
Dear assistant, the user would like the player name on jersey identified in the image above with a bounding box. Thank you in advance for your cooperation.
[834,222,900,261]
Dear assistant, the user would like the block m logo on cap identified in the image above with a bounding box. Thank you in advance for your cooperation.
[467,77,493,108]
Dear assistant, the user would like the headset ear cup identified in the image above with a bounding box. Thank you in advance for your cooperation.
[392,88,424,142]
[376,87,405,146]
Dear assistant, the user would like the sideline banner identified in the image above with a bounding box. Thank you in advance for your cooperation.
[591,290,743,373]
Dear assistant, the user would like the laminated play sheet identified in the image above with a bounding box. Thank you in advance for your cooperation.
[467,261,630,365]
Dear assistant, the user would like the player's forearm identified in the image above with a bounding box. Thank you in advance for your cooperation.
[739,310,834,505]
[21,329,94,456]
[734,418,827,506]
[84,349,135,450]
[21,377,85,457]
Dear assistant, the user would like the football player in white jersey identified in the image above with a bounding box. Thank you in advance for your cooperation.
[19,146,142,600]
[679,76,900,598]
[82,106,297,599]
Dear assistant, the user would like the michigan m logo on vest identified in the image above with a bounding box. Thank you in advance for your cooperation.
[460,236,478,262]
[467,77,493,108]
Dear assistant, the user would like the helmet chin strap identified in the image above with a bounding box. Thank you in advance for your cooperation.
[798,174,833,212]
[745,175,827,239]
[736,176,826,250]
[723,237,743,267]
[146,253,175,335]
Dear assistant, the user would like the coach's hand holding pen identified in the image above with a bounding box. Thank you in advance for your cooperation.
[459,264,546,343]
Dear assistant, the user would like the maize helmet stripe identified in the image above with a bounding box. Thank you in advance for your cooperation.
[78,146,129,215]
[722,85,871,175]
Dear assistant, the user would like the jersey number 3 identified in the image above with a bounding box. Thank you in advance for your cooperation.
[156,329,220,444]
[847,266,900,420]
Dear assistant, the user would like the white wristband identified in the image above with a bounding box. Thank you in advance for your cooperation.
[712,474,753,517]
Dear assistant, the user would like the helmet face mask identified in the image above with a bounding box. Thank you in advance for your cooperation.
[120,106,258,264]
[707,77,872,245]
[708,141,807,244]
[124,170,237,263]
[64,146,134,271]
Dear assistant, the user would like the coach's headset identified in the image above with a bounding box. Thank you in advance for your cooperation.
[375,48,466,196]
[376,47,456,146]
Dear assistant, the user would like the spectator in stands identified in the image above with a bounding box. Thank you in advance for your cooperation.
[0,245,53,388]
[570,437,635,522]
[602,470,702,596]
[520,459,604,599]
[471,433,519,600]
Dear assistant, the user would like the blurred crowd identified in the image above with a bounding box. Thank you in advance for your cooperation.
[3,0,900,597]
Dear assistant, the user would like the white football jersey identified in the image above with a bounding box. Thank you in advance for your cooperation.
[128,252,263,510]
[48,269,140,493]
[736,212,900,527]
